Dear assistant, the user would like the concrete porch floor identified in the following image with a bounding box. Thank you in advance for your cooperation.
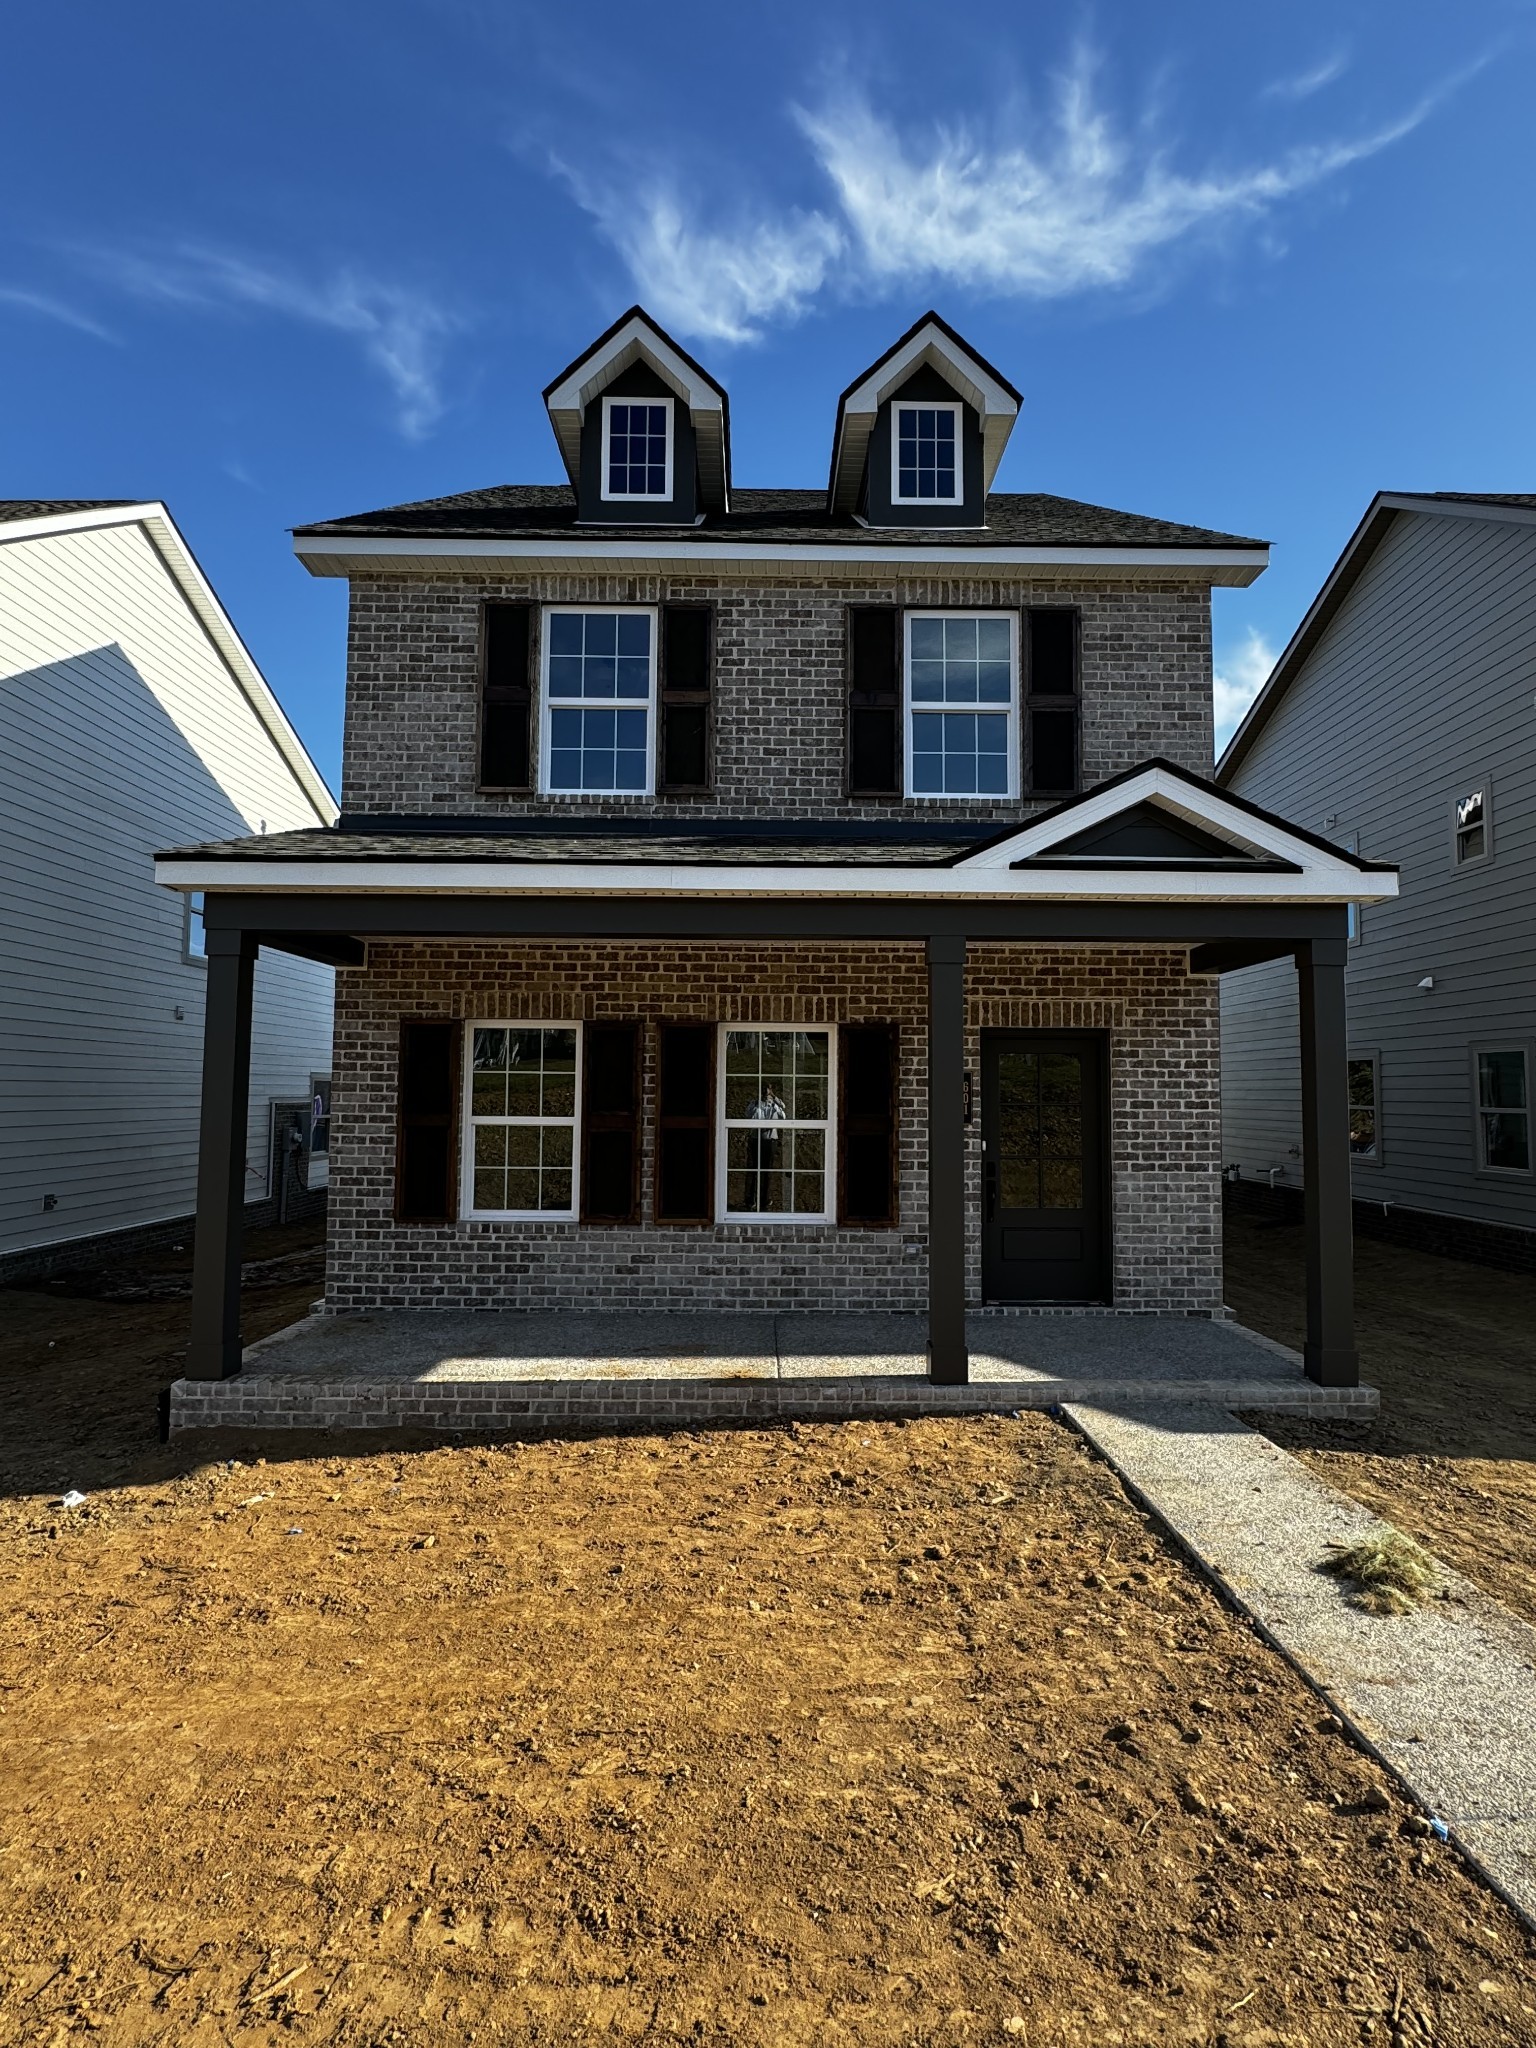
[167,1310,1379,1433]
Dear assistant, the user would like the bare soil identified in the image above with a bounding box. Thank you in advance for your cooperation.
[1226,1210,1536,1629]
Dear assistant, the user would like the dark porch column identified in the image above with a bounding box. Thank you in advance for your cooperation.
[187,928,257,1379]
[926,935,968,1384]
[1295,937,1358,1387]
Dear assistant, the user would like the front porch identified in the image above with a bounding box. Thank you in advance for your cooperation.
[166,1307,1378,1432]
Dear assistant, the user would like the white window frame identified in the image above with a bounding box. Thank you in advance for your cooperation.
[903,609,1020,802]
[600,393,674,503]
[183,889,207,964]
[891,400,963,506]
[1451,780,1493,870]
[715,1023,837,1225]
[1347,1051,1382,1167]
[538,604,658,798]
[462,1020,583,1221]
[1472,1043,1532,1178]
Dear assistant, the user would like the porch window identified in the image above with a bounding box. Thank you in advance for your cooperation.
[719,1027,834,1221]
[465,1024,580,1218]
[541,607,656,795]
[1474,1047,1530,1174]
[904,611,1018,798]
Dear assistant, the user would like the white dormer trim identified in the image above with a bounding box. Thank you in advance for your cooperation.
[830,318,1020,517]
[544,311,728,513]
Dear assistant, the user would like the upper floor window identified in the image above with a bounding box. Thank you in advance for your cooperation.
[602,396,673,501]
[541,607,656,795]
[184,890,207,962]
[1453,783,1492,868]
[892,402,961,505]
[904,612,1017,799]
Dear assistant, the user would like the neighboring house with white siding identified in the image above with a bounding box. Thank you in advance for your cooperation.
[0,499,336,1279]
[1218,492,1535,1271]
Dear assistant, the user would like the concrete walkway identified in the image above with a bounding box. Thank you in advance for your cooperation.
[168,1310,1377,1432]
[1067,1400,1536,1929]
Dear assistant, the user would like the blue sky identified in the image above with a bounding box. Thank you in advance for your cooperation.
[4,1,1532,788]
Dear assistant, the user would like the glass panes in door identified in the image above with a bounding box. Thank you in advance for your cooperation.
[997,1049,1084,1210]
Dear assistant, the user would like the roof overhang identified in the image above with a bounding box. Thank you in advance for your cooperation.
[1219,490,1536,781]
[292,532,1267,585]
[542,307,731,514]
[829,314,1022,516]
[1,500,335,824]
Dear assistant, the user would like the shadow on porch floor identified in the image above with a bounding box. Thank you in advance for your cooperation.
[167,1312,1379,1433]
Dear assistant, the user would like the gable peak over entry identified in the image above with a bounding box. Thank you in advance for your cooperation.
[542,306,733,520]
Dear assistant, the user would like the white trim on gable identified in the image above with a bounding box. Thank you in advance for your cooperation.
[830,319,1020,516]
[544,311,728,514]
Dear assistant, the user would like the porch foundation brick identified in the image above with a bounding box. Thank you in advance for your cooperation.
[324,940,1223,1317]
[340,572,1215,819]
[165,1371,1376,1435]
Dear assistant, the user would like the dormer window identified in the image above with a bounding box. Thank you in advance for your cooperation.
[602,395,673,502]
[893,402,962,505]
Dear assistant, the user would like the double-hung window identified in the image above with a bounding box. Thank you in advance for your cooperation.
[905,611,1017,798]
[892,402,961,505]
[466,1024,580,1218]
[184,889,207,962]
[719,1027,834,1221]
[542,607,656,795]
[1474,1048,1530,1174]
[1453,784,1492,868]
[1347,1056,1379,1160]
[602,395,672,501]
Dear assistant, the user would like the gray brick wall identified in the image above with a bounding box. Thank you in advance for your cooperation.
[339,573,1214,819]
[325,942,1222,1316]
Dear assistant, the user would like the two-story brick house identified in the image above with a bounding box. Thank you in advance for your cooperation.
[158,309,1395,1392]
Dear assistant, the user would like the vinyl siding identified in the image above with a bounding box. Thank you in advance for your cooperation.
[0,520,334,1257]
[1221,508,1536,1229]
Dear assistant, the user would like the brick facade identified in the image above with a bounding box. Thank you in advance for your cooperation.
[325,942,1222,1316]
[339,572,1214,820]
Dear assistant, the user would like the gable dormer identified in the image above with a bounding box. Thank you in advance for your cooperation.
[827,313,1021,529]
[542,307,731,525]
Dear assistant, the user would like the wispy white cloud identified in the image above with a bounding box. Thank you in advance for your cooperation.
[0,285,117,342]
[560,52,1467,341]
[1214,628,1276,748]
[1263,51,1350,102]
[76,245,458,437]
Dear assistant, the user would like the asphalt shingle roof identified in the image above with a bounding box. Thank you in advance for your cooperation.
[0,499,136,524]
[293,484,1265,551]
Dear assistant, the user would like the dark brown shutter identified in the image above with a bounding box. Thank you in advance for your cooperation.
[847,606,901,796]
[396,1020,459,1224]
[480,602,533,790]
[659,604,712,792]
[1024,607,1080,794]
[655,1023,715,1223]
[581,1023,640,1223]
[838,1023,898,1225]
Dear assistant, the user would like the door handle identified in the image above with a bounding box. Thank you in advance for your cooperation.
[984,1161,998,1221]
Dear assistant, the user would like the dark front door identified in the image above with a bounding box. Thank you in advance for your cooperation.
[981,1032,1109,1302]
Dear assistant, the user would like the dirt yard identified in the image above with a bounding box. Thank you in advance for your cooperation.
[1226,1209,1536,1630]
[3,1224,1536,2043]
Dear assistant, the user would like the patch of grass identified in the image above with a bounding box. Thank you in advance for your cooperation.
[1319,1530,1442,1615]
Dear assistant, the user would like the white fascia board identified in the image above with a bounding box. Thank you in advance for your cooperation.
[954,765,1375,881]
[154,855,1398,904]
[292,532,1267,579]
[3,500,337,826]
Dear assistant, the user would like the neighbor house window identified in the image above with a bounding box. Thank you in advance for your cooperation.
[719,1027,834,1221]
[541,607,656,795]
[602,395,672,501]
[1347,1056,1379,1160]
[892,402,962,504]
[1474,1048,1530,1174]
[1453,784,1492,867]
[465,1025,580,1218]
[905,611,1017,798]
[184,890,207,961]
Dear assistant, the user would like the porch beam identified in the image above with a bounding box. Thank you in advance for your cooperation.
[1188,938,1301,975]
[187,929,257,1380]
[1295,937,1358,1387]
[927,936,968,1384]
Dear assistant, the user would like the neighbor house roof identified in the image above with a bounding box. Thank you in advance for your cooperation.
[1218,490,1536,780]
[0,499,336,823]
